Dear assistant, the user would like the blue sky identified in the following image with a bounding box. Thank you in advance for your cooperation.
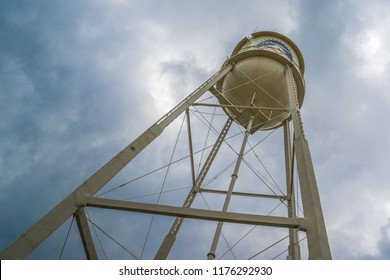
[1,0,390,259]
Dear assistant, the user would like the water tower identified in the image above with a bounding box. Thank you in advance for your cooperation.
[0,31,331,260]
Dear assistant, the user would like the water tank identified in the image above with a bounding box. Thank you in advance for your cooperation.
[215,31,305,132]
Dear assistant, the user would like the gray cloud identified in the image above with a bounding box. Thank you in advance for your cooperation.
[1,0,389,260]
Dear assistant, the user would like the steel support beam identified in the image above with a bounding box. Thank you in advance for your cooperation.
[200,188,287,200]
[286,66,331,260]
[84,196,306,229]
[75,207,98,260]
[192,102,289,112]
[186,109,196,186]
[207,116,254,260]
[294,136,332,259]
[0,64,233,260]
[154,117,233,259]
[283,120,301,260]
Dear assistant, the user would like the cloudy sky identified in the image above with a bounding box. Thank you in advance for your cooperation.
[1,0,390,260]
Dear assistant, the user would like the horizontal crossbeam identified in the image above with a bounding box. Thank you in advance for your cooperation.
[84,196,306,230]
[200,188,287,200]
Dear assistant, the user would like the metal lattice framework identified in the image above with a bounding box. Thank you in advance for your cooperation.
[0,34,331,260]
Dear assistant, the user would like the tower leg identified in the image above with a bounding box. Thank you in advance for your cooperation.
[75,207,98,260]
[295,136,332,259]
[286,66,331,260]
[283,120,301,260]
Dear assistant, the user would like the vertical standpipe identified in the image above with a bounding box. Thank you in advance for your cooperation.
[207,116,254,260]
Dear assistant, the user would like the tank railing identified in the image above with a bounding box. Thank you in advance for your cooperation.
[234,44,301,72]
[192,102,290,112]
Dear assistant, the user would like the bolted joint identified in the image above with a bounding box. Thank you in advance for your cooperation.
[75,190,88,208]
